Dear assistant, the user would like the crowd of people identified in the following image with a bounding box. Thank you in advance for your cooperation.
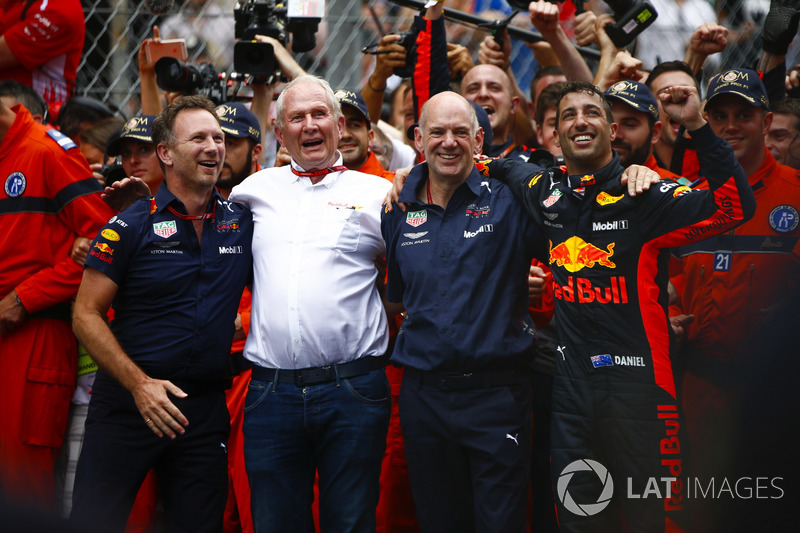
[2,0,799,532]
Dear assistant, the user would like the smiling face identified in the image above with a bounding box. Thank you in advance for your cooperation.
[461,64,518,144]
[555,90,616,175]
[705,94,770,175]
[159,108,225,190]
[416,92,482,184]
[275,82,344,171]
[338,106,373,170]
[765,112,800,170]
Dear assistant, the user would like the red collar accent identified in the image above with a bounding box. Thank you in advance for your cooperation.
[290,165,347,178]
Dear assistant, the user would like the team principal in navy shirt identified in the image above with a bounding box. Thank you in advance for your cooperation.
[380,92,542,532]
[70,96,253,533]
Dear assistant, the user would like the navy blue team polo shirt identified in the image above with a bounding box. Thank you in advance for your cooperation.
[381,163,542,373]
[85,183,253,382]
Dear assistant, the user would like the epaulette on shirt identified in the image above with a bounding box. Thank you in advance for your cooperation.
[46,128,78,151]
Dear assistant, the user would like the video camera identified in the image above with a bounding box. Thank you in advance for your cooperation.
[154,57,234,105]
[233,0,324,76]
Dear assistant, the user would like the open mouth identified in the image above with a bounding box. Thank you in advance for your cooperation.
[199,160,218,169]
[482,105,495,116]
[303,139,324,148]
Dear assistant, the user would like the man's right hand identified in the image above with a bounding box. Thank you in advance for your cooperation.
[132,377,189,439]
[102,177,151,212]
[383,166,411,212]
[658,85,706,132]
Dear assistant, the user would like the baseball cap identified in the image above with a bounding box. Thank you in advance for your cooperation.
[106,115,155,156]
[604,80,660,122]
[334,89,370,123]
[216,102,261,143]
[706,68,769,109]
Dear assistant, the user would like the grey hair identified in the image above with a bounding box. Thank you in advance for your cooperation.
[274,75,343,130]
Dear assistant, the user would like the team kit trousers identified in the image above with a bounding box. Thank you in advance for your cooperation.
[399,369,532,533]
[70,372,230,533]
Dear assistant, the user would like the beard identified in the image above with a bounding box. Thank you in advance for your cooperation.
[217,146,254,191]
[613,140,651,168]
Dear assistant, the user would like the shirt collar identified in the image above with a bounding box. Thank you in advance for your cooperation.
[399,162,482,205]
[289,152,345,187]
[152,181,224,216]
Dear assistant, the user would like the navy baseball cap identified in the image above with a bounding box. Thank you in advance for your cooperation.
[107,115,155,156]
[604,80,660,122]
[216,102,261,143]
[334,89,370,123]
[706,68,769,109]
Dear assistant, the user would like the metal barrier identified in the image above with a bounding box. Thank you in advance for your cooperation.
[78,0,771,119]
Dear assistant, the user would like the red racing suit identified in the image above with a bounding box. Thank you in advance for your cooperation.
[672,151,800,531]
[0,0,85,109]
[480,123,755,532]
[0,105,112,508]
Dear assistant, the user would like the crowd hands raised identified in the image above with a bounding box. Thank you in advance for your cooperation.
[1,0,799,531]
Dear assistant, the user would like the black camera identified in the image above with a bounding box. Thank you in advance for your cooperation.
[233,0,322,75]
[603,0,658,49]
[393,30,419,79]
[154,57,227,104]
[100,158,127,187]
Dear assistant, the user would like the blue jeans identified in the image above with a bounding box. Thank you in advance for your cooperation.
[243,367,390,533]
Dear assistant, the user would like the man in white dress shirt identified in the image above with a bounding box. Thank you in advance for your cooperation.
[228,75,393,533]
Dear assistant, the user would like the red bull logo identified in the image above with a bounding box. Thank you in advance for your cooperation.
[549,237,616,272]
[659,404,684,512]
[554,276,629,304]
[94,242,114,255]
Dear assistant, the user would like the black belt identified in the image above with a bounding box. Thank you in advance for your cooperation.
[251,355,388,387]
[404,367,531,391]
[170,379,232,395]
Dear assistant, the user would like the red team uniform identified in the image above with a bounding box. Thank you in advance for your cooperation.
[0,104,112,507]
[0,0,86,109]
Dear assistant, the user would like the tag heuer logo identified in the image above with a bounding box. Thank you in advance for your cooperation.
[406,209,428,227]
[153,220,177,238]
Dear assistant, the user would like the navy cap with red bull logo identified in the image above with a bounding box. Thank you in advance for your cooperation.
[604,80,660,122]
[106,115,155,156]
[216,102,261,143]
[706,68,769,109]
[334,89,370,124]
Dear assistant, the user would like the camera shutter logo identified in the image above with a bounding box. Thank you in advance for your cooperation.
[557,459,614,516]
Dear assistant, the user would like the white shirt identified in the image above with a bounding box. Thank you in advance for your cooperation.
[229,155,392,369]
[633,0,718,70]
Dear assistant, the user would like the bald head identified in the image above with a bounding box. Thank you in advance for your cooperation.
[460,65,518,144]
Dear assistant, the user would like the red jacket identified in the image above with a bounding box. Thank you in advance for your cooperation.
[675,151,800,361]
[0,105,113,314]
[358,151,395,182]
[0,0,85,109]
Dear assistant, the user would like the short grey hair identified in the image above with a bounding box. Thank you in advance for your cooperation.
[274,75,343,130]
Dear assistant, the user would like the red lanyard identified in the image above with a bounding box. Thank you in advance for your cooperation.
[427,179,432,204]
[290,165,347,178]
[167,205,215,221]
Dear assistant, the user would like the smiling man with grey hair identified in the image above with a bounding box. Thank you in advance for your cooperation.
[228,74,393,533]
